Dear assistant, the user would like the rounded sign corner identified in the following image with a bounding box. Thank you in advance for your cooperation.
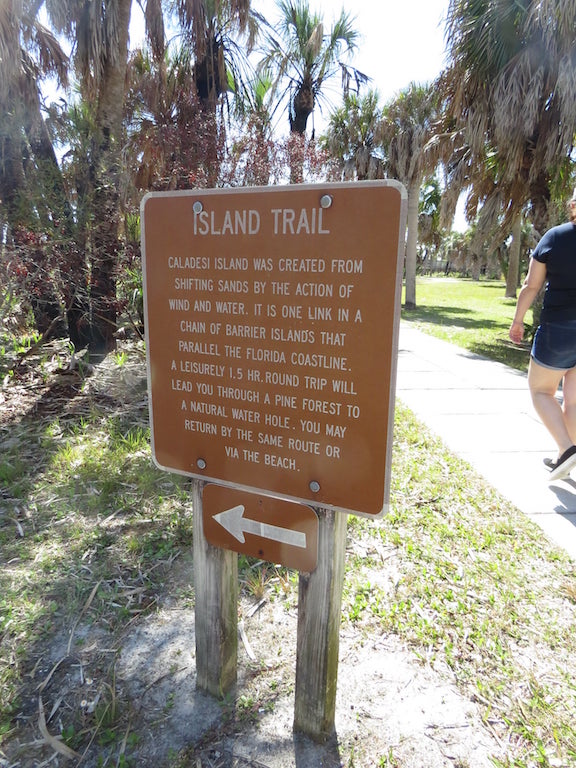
[385,179,408,201]
[140,191,155,214]
[377,503,389,519]
[150,452,172,474]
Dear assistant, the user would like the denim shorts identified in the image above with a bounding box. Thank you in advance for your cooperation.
[531,319,576,370]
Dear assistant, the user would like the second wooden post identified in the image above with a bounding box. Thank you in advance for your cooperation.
[293,508,348,740]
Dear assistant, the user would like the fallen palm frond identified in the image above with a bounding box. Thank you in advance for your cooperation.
[38,696,80,760]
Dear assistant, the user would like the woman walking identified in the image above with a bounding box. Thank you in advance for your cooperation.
[509,193,576,481]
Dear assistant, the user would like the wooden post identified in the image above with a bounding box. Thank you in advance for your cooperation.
[192,480,238,697]
[293,508,347,740]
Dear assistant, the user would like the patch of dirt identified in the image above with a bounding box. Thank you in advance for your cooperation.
[1,344,506,767]
[6,584,504,768]
[3,558,505,768]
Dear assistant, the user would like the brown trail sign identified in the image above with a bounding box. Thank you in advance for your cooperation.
[141,181,406,519]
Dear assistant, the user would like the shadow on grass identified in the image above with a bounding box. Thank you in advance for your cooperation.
[469,340,531,370]
[404,305,503,332]
[403,306,532,372]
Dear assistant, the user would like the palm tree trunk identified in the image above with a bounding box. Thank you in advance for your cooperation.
[529,171,551,240]
[528,171,551,337]
[404,177,421,309]
[88,0,132,360]
[505,213,522,299]
[287,134,306,185]
[289,85,314,183]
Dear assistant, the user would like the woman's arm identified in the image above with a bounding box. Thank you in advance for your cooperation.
[509,258,547,343]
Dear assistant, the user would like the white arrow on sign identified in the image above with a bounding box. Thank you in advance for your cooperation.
[213,505,307,548]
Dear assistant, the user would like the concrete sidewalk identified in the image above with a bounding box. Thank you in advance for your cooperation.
[395,323,576,561]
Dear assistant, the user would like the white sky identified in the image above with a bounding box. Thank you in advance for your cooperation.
[344,0,449,97]
[250,0,450,119]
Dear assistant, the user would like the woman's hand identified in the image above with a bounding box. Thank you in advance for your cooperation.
[509,320,524,344]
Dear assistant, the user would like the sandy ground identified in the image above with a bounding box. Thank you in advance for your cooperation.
[4,553,507,768]
[116,589,505,768]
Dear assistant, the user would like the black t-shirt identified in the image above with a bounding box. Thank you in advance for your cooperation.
[532,222,576,322]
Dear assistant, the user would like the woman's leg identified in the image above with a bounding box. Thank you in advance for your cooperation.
[561,366,576,444]
[528,358,571,455]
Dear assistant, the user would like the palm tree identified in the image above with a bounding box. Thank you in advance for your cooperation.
[81,0,132,358]
[125,43,227,191]
[0,0,76,339]
[228,73,278,185]
[40,0,133,358]
[3,0,265,357]
[505,213,523,298]
[321,90,384,180]
[261,0,360,137]
[177,0,260,109]
[444,0,576,239]
[418,177,443,270]
[379,82,442,309]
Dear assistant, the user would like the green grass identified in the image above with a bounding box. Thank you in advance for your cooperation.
[402,277,532,370]
[0,348,194,753]
[345,403,576,767]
